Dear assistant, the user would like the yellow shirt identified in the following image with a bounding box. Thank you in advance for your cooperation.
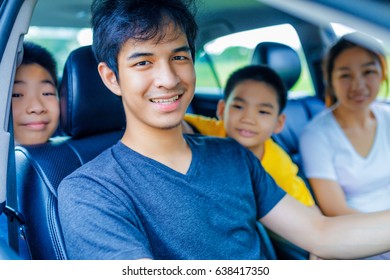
[184,114,315,207]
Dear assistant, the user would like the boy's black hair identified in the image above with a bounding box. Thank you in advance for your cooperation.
[91,0,198,79]
[22,41,58,87]
[224,65,287,114]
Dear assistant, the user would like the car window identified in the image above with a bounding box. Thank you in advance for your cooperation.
[195,24,315,98]
[24,26,92,79]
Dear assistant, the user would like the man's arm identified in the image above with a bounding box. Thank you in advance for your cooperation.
[260,194,390,259]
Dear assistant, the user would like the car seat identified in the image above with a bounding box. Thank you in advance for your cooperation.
[251,41,325,260]
[14,45,125,259]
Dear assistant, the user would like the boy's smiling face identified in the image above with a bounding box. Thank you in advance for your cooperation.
[98,23,196,134]
[12,63,59,145]
[217,79,285,157]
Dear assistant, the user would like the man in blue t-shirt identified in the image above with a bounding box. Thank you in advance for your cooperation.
[59,135,285,259]
[58,0,390,260]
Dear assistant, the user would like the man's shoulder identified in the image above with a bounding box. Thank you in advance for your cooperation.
[185,133,242,148]
[185,134,251,161]
[62,142,123,181]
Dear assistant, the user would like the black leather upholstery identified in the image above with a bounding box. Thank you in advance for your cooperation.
[15,45,125,259]
[251,41,301,90]
[60,46,126,138]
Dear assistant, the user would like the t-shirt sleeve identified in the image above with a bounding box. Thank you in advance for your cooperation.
[58,172,153,260]
[245,148,286,218]
[299,124,337,181]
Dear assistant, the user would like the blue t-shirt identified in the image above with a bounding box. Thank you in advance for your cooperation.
[58,135,286,260]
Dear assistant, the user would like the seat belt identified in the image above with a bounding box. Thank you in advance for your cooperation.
[4,113,24,254]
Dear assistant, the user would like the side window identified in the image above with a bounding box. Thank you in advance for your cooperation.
[25,27,92,79]
[195,24,315,98]
[194,51,222,95]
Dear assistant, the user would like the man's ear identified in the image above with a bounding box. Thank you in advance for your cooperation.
[216,99,226,120]
[97,62,122,97]
[273,113,286,134]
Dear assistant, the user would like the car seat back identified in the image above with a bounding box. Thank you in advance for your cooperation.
[251,41,302,90]
[14,45,125,259]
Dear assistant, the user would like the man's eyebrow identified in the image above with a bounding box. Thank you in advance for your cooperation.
[127,46,191,60]
[173,46,191,53]
[127,52,153,60]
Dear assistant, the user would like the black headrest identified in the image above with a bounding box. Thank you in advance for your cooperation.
[251,42,301,90]
[59,45,126,138]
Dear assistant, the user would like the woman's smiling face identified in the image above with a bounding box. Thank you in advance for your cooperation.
[331,46,383,111]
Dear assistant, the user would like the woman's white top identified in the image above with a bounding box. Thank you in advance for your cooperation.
[300,102,390,213]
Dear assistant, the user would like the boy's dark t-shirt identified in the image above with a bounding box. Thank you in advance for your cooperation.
[58,135,286,259]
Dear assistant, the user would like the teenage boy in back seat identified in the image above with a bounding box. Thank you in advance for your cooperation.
[58,0,390,260]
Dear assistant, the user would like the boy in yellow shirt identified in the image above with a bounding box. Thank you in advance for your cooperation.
[183,65,315,207]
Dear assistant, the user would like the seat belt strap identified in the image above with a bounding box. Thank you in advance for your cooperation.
[5,113,20,253]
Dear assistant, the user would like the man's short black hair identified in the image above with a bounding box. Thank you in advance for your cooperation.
[22,41,58,87]
[91,0,198,79]
[224,65,287,114]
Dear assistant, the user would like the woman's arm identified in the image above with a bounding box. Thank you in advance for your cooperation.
[309,178,360,216]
